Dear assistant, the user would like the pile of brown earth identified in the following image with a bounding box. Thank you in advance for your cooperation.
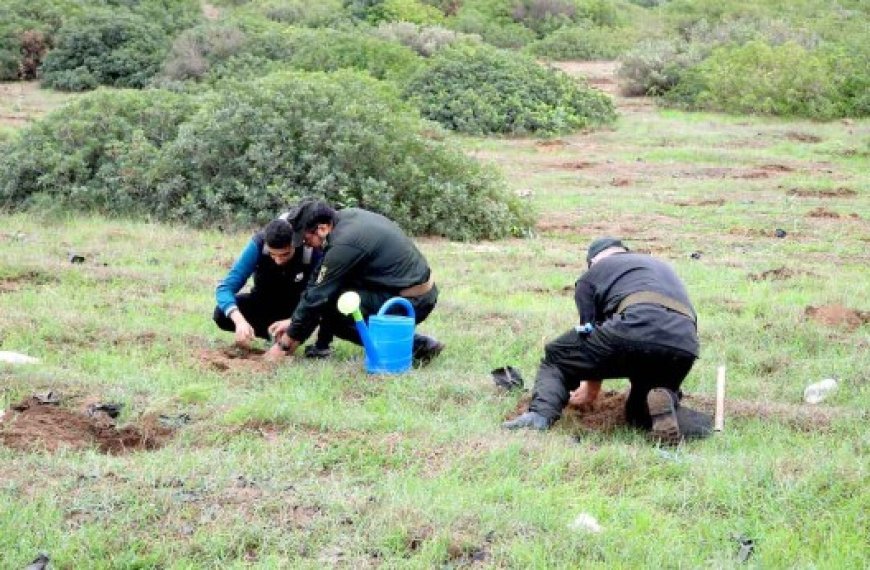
[0,395,174,454]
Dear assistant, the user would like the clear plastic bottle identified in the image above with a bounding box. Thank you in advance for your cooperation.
[803,378,838,404]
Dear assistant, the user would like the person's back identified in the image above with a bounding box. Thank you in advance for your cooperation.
[328,208,431,292]
[577,252,698,356]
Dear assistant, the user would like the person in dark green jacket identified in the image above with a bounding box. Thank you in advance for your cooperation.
[266,198,444,364]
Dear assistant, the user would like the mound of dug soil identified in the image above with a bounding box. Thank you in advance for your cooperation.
[197,345,272,372]
[508,390,854,433]
[0,397,174,454]
[805,304,870,331]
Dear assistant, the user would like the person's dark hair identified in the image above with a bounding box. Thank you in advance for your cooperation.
[303,203,337,231]
[264,219,294,249]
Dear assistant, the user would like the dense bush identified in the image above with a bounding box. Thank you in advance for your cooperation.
[40,11,172,90]
[372,22,480,56]
[281,28,423,81]
[159,23,248,82]
[526,23,635,60]
[0,0,78,80]
[405,45,616,135]
[0,89,198,210]
[448,3,537,48]
[367,0,446,24]
[151,71,529,237]
[0,73,531,239]
[617,39,703,96]
[255,0,347,26]
[668,41,869,118]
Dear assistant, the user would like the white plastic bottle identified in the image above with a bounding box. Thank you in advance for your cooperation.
[803,378,838,404]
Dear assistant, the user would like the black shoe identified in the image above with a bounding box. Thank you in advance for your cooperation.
[502,411,552,431]
[647,388,682,446]
[303,345,332,359]
[412,335,444,365]
[675,406,713,439]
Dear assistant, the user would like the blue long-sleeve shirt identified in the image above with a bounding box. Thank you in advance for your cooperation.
[215,239,260,316]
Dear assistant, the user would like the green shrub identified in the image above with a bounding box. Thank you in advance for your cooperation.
[0,0,79,80]
[41,11,171,90]
[0,89,198,210]
[372,22,480,56]
[617,39,704,96]
[0,73,531,239]
[669,40,867,119]
[159,23,248,82]
[254,0,347,26]
[405,44,616,135]
[281,28,423,81]
[526,24,636,60]
[368,0,446,24]
[448,4,537,48]
[150,71,529,238]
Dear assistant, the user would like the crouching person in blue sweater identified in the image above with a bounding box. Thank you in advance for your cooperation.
[213,216,332,357]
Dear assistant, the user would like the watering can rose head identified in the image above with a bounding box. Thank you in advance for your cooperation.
[337,291,361,315]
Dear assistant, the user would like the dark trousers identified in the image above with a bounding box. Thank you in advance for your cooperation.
[528,328,696,429]
[213,293,305,341]
[320,286,438,347]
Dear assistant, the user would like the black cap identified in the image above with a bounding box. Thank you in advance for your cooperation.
[284,197,333,247]
[586,237,627,264]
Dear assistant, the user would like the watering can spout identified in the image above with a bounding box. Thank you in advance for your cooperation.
[336,292,416,374]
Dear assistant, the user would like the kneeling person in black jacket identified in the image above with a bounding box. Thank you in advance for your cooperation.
[504,237,709,445]
[213,216,330,356]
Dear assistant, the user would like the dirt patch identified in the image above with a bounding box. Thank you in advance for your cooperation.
[787,187,856,198]
[805,304,870,331]
[610,177,632,187]
[554,160,597,170]
[507,390,854,433]
[0,270,57,293]
[806,207,840,218]
[785,131,822,143]
[674,198,726,207]
[535,139,569,151]
[0,397,173,454]
[748,267,814,281]
[197,345,273,372]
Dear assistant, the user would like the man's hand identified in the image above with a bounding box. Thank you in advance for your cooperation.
[263,342,288,362]
[569,380,602,412]
[268,318,292,339]
[230,310,255,348]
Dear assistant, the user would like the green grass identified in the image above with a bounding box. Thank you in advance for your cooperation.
[1,95,868,567]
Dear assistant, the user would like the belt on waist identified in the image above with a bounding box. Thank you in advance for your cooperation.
[400,276,434,298]
[616,291,696,323]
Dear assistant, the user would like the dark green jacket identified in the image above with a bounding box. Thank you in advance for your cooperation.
[288,208,432,342]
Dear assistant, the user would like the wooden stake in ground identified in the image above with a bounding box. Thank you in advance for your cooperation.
[714,365,726,432]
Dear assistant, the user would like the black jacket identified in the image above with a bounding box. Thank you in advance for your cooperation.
[288,208,432,342]
[575,252,699,356]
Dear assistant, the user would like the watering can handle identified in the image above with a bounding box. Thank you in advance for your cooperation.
[377,297,415,320]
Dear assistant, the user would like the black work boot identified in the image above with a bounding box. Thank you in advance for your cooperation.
[647,388,682,446]
[412,334,445,366]
[303,344,332,359]
[502,411,553,431]
[675,406,713,439]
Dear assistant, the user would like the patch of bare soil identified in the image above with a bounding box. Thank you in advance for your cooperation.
[535,139,569,151]
[673,198,725,207]
[748,267,815,282]
[547,61,620,95]
[785,131,823,143]
[552,160,597,170]
[0,397,173,454]
[202,2,220,20]
[805,304,870,331]
[534,210,581,232]
[787,187,857,198]
[806,207,840,218]
[507,390,854,433]
[0,270,57,293]
[197,345,273,372]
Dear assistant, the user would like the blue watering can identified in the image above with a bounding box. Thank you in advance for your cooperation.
[337,292,416,374]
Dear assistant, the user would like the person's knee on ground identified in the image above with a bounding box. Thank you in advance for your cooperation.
[646,388,682,446]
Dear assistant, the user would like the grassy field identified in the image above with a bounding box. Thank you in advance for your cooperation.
[1,68,868,568]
